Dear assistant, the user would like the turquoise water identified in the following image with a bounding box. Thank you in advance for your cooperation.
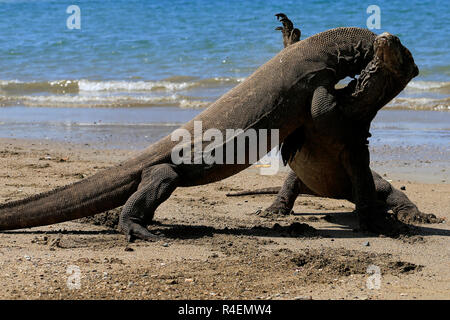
[0,0,449,157]
[1,0,449,81]
[0,0,449,109]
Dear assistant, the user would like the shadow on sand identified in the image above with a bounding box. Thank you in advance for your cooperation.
[2,211,448,240]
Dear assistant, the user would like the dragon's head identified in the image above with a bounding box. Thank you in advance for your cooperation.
[338,32,419,123]
[373,32,419,81]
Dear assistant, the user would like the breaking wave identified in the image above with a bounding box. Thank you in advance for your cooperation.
[0,77,246,94]
[387,97,450,111]
[0,78,448,111]
[0,94,210,108]
[406,81,450,94]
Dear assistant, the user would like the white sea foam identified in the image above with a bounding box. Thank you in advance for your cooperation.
[406,81,450,93]
[0,93,209,108]
[387,96,450,111]
[0,78,448,111]
[0,77,246,94]
[77,80,193,92]
[77,77,245,92]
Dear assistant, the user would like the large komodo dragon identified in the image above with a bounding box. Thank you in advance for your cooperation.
[228,14,441,230]
[0,24,419,241]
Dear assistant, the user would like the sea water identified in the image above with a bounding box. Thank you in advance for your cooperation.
[0,0,448,170]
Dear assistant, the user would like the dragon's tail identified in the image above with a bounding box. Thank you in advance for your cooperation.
[0,165,141,231]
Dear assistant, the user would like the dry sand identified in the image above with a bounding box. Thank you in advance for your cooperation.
[0,138,448,300]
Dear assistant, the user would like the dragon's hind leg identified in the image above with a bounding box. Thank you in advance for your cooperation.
[118,164,180,242]
[263,170,316,216]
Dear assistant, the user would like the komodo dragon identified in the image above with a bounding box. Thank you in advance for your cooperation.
[228,15,441,229]
[0,24,418,241]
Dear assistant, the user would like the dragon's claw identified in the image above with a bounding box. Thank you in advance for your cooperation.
[120,221,160,242]
[275,13,288,20]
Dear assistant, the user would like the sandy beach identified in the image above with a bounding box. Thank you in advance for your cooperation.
[1,0,449,303]
[0,137,448,300]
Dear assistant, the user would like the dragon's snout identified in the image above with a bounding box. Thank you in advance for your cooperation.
[374,32,419,80]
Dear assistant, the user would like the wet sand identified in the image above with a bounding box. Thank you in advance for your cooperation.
[0,137,449,300]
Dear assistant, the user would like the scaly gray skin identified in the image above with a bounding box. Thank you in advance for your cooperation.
[229,15,441,230]
[0,26,408,240]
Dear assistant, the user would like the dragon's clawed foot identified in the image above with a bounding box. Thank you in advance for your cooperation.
[357,207,409,236]
[395,208,443,224]
[275,13,293,28]
[274,13,301,47]
[256,200,293,217]
[275,13,288,20]
[120,221,160,242]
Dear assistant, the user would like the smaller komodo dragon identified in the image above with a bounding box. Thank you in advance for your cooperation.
[227,14,442,231]
[0,17,421,240]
